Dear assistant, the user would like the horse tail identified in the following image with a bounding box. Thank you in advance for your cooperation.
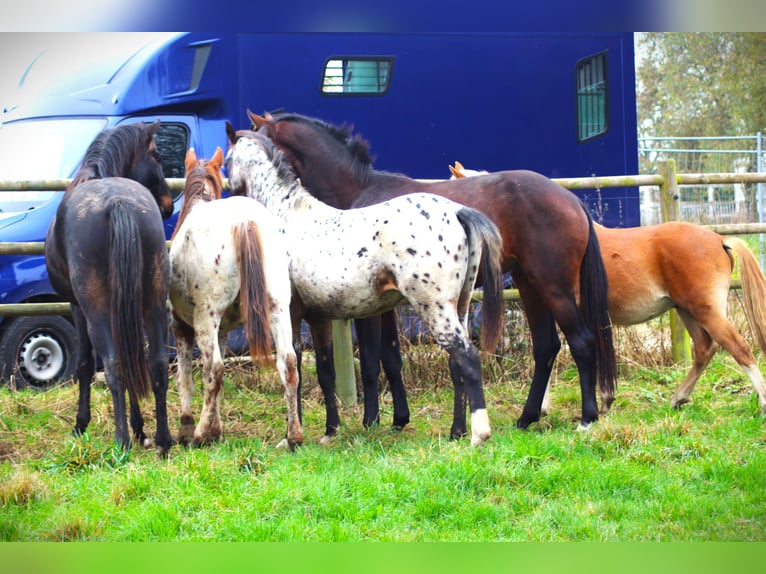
[233,220,273,365]
[579,210,617,406]
[456,207,504,353]
[108,199,151,402]
[725,237,766,352]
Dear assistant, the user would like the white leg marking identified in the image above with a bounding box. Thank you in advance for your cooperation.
[470,408,491,446]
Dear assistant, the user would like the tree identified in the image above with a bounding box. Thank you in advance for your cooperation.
[636,33,766,139]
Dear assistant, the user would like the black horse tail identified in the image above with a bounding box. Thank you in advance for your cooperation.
[108,199,151,402]
[579,209,617,410]
[456,207,505,353]
[233,220,273,365]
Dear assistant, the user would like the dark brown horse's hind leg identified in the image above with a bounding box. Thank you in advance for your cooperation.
[355,315,384,428]
[146,305,173,456]
[566,326,600,428]
[380,310,409,429]
[517,312,562,429]
[71,307,95,437]
[309,321,341,444]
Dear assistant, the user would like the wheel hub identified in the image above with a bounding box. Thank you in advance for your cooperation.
[19,332,65,384]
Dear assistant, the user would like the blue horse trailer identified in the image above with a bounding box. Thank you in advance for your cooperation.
[0,31,638,388]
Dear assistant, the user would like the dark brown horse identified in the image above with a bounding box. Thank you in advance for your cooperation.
[452,161,766,414]
[45,122,174,454]
[250,110,617,431]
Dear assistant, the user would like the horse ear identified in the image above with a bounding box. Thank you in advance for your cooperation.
[145,120,161,139]
[449,164,462,179]
[247,109,269,130]
[210,147,224,171]
[226,121,238,146]
[185,148,198,174]
[455,161,464,171]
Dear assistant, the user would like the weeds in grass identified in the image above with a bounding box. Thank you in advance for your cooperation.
[0,294,764,541]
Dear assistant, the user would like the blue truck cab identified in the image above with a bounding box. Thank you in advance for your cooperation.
[0,31,638,389]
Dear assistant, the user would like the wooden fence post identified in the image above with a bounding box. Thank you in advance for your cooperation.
[332,319,358,406]
[658,159,692,365]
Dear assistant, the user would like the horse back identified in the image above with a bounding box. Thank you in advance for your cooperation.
[47,178,167,305]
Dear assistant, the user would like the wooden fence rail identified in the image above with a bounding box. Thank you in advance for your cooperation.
[3,162,766,403]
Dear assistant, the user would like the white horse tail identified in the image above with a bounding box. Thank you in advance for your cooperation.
[725,237,766,353]
[233,220,273,364]
[456,207,505,353]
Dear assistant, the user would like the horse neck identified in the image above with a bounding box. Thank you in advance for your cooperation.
[286,152,358,209]
[252,170,330,219]
[351,170,416,207]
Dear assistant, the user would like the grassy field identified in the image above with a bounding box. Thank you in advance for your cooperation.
[1,308,765,542]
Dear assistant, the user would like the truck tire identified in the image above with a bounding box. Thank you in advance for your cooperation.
[0,316,78,391]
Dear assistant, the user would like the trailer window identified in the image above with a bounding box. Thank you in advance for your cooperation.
[153,123,189,182]
[576,52,608,142]
[321,57,393,95]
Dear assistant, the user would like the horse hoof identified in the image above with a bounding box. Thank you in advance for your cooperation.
[319,434,334,446]
[275,437,303,450]
[577,421,593,432]
[516,416,536,430]
[275,438,289,449]
[670,397,689,410]
[392,416,410,430]
[470,409,491,446]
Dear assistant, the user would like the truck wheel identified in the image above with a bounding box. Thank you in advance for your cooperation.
[0,316,78,391]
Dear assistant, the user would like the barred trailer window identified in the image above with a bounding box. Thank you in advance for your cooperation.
[321,57,394,95]
[576,52,608,141]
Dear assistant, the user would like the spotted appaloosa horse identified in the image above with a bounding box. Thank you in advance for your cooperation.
[450,161,766,414]
[249,110,617,431]
[226,126,505,446]
[169,148,302,448]
[45,122,174,455]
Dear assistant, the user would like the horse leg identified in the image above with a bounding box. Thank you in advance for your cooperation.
[271,306,303,450]
[193,317,225,446]
[380,309,409,429]
[354,315,383,428]
[80,308,132,449]
[550,295,601,427]
[446,337,489,445]
[128,394,148,448]
[675,308,766,411]
[145,304,172,456]
[70,306,95,437]
[516,291,562,429]
[172,316,196,446]
[309,320,341,444]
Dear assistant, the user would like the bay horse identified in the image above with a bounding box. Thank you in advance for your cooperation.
[168,148,302,448]
[450,162,766,413]
[225,127,505,446]
[249,110,617,431]
[44,122,175,455]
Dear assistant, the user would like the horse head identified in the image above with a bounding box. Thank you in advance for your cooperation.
[132,121,174,219]
[245,109,374,209]
[71,121,173,219]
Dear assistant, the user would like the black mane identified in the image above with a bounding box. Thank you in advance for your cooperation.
[271,112,376,167]
[70,123,155,188]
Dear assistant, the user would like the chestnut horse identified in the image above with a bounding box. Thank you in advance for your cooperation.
[168,148,302,448]
[249,110,617,431]
[45,122,174,454]
[450,162,766,413]
[225,127,505,446]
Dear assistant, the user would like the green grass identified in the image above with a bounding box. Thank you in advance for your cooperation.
[1,326,765,541]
